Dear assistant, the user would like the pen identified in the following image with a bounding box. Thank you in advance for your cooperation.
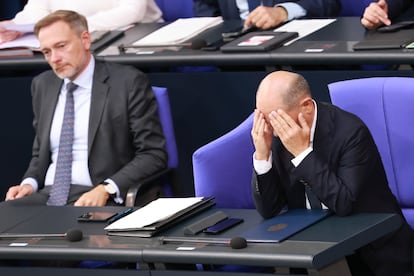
[107,207,134,224]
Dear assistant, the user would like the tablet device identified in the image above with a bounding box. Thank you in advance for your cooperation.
[220,31,298,53]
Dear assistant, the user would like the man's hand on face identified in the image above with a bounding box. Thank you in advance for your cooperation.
[269,109,310,157]
[252,109,274,160]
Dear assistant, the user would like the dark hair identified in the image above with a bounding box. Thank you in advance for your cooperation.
[34,10,88,37]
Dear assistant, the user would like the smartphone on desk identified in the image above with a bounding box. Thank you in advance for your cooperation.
[77,211,118,222]
[203,218,244,234]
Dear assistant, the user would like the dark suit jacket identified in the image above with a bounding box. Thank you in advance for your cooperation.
[252,102,413,276]
[194,0,341,20]
[386,0,413,19]
[23,60,167,201]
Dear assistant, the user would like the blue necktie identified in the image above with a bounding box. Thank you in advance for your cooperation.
[47,82,77,206]
[305,185,322,209]
[247,0,261,11]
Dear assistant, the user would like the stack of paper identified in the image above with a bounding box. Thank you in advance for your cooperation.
[0,23,39,51]
[104,197,215,238]
[132,17,223,46]
[105,197,204,231]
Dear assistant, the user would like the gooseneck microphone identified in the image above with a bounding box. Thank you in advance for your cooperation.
[159,236,247,249]
[0,228,83,242]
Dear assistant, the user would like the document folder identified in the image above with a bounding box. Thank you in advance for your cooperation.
[353,28,414,50]
[106,197,215,238]
[242,209,331,243]
[91,30,124,53]
[220,31,298,52]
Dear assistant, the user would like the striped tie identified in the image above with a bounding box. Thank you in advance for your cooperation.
[47,82,77,206]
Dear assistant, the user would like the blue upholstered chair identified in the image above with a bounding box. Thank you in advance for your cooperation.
[154,0,194,21]
[193,113,278,272]
[328,77,414,228]
[193,113,255,209]
[125,86,178,206]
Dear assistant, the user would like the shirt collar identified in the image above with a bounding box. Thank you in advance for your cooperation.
[64,55,95,90]
[310,100,317,146]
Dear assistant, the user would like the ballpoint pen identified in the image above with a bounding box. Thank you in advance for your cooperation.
[106,207,134,224]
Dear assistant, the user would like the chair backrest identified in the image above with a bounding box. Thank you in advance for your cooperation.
[328,77,414,226]
[152,86,178,170]
[154,0,194,21]
[339,0,374,16]
[192,113,256,209]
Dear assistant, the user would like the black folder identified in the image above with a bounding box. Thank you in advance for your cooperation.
[221,31,298,53]
[106,197,215,238]
[91,30,124,54]
[353,28,414,50]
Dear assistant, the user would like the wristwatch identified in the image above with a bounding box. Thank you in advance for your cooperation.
[103,182,116,198]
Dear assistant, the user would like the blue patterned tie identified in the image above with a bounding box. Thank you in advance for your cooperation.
[47,82,77,206]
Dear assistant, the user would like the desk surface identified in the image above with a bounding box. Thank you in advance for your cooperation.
[0,206,401,273]
[142,209,400,270]
[2,17,413,70]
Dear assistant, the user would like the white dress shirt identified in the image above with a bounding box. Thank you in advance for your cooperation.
[12,0,163,31]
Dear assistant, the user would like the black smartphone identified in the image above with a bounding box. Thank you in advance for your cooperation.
[77,211,118,222]
[203,218,244,234]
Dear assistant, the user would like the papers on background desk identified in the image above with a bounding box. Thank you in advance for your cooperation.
[0,33,40,50]
[132,17,223,46]
[274,19,336,45]
[105,197,204,231]
[0,23,39,51]
[0,23,34,33]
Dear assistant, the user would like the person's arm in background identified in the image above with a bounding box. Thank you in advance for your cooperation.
[361,0,409,29]
[85,0,163,32]
[245,0,341,29]
[0,0,49,42]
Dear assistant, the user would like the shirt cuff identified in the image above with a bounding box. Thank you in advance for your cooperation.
[253,151,273,175]
[104,178,123,204]
[291,146,313,167]
[20,177,38,192]
[276,3,307,21]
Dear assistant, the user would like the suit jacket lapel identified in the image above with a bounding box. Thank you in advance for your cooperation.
[88,61,109,156]
[39,77,63,153]
[313,102,334,159]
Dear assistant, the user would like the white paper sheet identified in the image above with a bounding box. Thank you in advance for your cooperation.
[133,17,223,46]
[0,33,40,50]
[274,19,336,45]
[0,23,34,33]
[105,197,204,231]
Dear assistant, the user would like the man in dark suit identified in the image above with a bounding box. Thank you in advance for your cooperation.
[194,0,341,29]
[3,10,167,206]
[251,71,413,275]
[361,0,414,29]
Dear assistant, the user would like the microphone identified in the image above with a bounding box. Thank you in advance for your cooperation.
[118,39,208,53]
[0,228,83,242]
[158,236,247,249]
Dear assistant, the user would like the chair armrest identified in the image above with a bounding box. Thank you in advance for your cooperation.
[125,168,172,207]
